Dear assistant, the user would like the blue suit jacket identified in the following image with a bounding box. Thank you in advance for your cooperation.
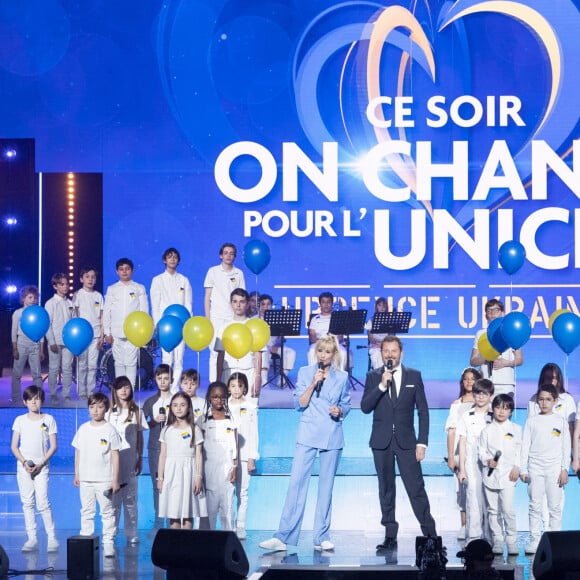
[360,364,429,450]
[293,363,351,450]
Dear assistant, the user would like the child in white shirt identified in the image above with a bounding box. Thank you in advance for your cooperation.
[478,394,521,555]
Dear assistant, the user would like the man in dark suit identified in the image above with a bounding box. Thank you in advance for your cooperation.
[361,336,437,550]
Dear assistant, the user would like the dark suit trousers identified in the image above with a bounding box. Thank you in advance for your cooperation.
[372,439,437,538]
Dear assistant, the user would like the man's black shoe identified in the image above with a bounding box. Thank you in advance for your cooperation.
[376,537,397,550]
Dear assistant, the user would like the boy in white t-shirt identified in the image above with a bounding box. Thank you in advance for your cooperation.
[73,267,104,398]
[72,392,121,558]
[10,385,58,552]
[180,368,206,422]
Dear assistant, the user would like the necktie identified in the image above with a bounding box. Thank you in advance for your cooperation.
[391,370,397,402]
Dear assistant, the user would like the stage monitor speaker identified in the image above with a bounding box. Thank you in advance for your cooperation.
[67,535,100,580]
[533,531,580,580]
[151,529,249,579]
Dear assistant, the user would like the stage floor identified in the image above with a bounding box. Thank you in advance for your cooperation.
[0,528,528,579]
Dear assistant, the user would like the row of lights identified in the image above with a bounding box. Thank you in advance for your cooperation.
[67,173,76,296]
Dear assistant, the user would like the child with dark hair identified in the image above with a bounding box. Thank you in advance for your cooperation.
[143,364,173,527]
[520,384,570,554]
[201,381,238,531]
[458,378,494,543]
[150,247,192,392]
[10,385,58,552]
[227,372,259,539]
[157,392,206,529]
[107,376,148,545]
[478,394,521,555]
[180,368,205,421]
[445,367,482,540]
[72,392,121,558]
[103,257,149,389]
[529,363,575,441]
[11,286,44,403]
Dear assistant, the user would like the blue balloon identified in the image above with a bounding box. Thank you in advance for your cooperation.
[20,305,50,342]
[63,318,94,356]
[498,241,526,275]
[552,312,580,355]
[243,239,271,275]
[487,317,509,354]
[158,315,184,353]
[500,312,531,350]
[163,304,190,326]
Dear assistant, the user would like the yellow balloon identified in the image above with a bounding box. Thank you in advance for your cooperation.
[183,316,214,352]
[222,323,252,359]
[123,311,154,348]
[549,309,570,333]
[246,318,271,352]
[478,333,500,362]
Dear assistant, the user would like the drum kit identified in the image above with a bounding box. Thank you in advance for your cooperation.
[96,340,158,391]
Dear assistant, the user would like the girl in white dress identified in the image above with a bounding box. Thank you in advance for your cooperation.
[157,392,206,529]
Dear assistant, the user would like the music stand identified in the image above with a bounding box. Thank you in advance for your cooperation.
[372,311,412,335]
[263,309,303,390]
[328,309,368,389]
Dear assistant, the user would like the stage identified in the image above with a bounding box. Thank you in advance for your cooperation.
[2,371,578,578]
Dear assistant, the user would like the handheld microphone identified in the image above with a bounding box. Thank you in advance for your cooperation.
[26,460,37,479]
[315,362,324,396]
[104,482,128,498]
[386,359,393,390]
[487,450,502,476]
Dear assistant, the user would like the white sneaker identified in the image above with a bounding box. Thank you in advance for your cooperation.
[103,543,115,558]
[507,544,519,555]
[47,537,60,551]
[314,541,334,551]
[457,526,466,540]
[492,543,504,555]
[22,538,38,552]
[525,541,538,554]
[259,537,287,551]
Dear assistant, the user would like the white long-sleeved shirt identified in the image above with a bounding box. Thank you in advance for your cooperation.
[150,271,192,324]
[103,280,149,337]
[12,307,43,346]
[478,419,522,489]
[521,413,571,472]
[44,294,74,345]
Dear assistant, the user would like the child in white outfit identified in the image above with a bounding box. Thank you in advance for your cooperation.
[458,378,494,543]
[73,267,104,398]
[520,384,570,555]
[478,394,521,555]
[201,381,238,531]
[227,372,259,540]
[10,386,59,552]
[72,392,121,558]
[106,376,148,544]
[157,392,206,528]
[11,286,44,402]
[180,369,206,422]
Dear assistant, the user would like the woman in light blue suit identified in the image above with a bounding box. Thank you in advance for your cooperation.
[259,335,351,552]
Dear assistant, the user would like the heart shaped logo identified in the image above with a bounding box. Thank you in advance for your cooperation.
[292,0,580,227]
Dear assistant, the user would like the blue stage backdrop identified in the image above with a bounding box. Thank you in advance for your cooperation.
[1,0,579,382]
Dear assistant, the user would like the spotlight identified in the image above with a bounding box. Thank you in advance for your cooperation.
[3,147,17,159]
[5,217,18,226]
[6,285,17,294]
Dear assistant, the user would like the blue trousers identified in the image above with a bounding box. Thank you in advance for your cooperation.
[275,443,342,546]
